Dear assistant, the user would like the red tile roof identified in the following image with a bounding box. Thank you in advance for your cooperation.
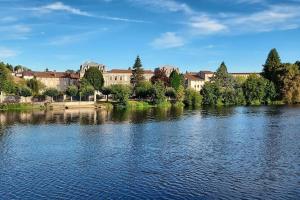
[23,71,80,79]
[184,73,202,81]
[108,69,154,74]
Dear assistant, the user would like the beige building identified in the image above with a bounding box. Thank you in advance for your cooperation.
[155,65,179,77]
[184,73,205,92]
[21,71,79,92]
[103,69,153,86]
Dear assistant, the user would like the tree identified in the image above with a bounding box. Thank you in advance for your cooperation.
[201,82,220,105]
[43,88,59,102]
[101,87,112,102]
[280,64,300,104]
[175,85,185,103]
[184,89,203,107]
[17,86,32,102]
[26,78,45,95]
[262,48,281,83]
[151,68,169,86]
[212,62,235,88]
[66,85,78,102]
[295,61,300,70]
[169,70,183,90]
[135,81,154,99]
[243,74,274,105]
[83,67,104,91]
[165,87,176,100]
[153,81,167,104]
[111,84,132,106]
[0,63,15,94]
[131,56,145,86]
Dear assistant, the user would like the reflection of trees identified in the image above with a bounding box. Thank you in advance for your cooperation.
[201,106,235,118]
[0,106,187,126]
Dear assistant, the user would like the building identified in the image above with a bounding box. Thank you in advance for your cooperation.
[80,61,106,78]
[103,69,153,86]
[155,65,179,77]
[231,72,260,78]
[21,71,80,91]
[184,73,205,92]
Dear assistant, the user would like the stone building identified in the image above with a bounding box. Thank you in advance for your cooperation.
[155,65,180,77]
[103,69,153,87]
[80,61,106,78]
[21,71,80,91]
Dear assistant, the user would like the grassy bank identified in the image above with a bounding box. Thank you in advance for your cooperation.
[0,103,45,111]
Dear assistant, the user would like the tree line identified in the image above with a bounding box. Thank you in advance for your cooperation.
[1,49,299,106]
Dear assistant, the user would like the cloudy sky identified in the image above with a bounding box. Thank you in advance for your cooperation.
[0,0,299,72]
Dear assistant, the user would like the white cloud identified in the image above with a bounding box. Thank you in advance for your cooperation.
[0,24,31,40]
[0,47,18,58]
[227,5,300,33]
[151,32,185,49]
[130,0,194,15]
[189,16,228,35]
[39,2,92,16]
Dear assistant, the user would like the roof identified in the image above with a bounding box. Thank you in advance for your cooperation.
[199,71,214,74]
[108,69,154,74]
[230,72,260,75]
[184,73,203,81]
[23,71,80,79]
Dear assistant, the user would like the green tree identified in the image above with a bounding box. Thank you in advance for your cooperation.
[165,87,176,100]
[131,56,145,86]
[169,70,183,90]
[17,86,32,102]
[26,78,45,95]
[111,84,132,106]
[262,48,281,83]
[83,67,104,91]
[135,81,154,99]
[101,87,112,102]
[243,74,274,105]
[184,89,203,107]
[175,85,185,103]
[280,63,300,104]
[43,88,59,102]
[201,82,220,105]
[0,63,15,94]
[66,85,78,102]
[153,81,167,104]
[212,62,235,88]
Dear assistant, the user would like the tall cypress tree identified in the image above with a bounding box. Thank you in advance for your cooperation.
[169,70,183,91]
[212,62,234,88]
[262,48,281,82]
[131,56,145,86]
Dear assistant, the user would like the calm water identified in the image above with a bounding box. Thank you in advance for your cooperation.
[0,106,299,200]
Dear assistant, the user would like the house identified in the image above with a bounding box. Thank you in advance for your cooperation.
[155,65,179,77]
[184,73,205,92]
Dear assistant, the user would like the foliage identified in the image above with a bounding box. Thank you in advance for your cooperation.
[80,85,94,98]
[111,84,132,106]
[184,89,203,107]
[201,82,220,105]
[175,85,185,103]
[131,56,145,86]
[66,85,78,97]
[26,78,45,95]
[169,70,183,90]
[135,81,154,99]
[153,81,167,104]
[83,67,104,91]
[151,68,169,86]
[165,87,176,99]
[243,75,275,105]
[262,48,281,82]
[43,88,59,97]
[128,101,151,110]
[101,86,112,101]
[280,64,300,104]
[17,86,32,97]
[0,63,15,93]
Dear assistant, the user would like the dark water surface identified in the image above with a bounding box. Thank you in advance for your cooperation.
[0,106,299,200]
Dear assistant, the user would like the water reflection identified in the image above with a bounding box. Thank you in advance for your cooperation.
[0,107,186,126]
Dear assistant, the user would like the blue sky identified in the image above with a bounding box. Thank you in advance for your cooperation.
[0,0,299,72]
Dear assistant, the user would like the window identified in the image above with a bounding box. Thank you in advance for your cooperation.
[110,76,112,80]
[115,76,117,81]
[120,76,122,81]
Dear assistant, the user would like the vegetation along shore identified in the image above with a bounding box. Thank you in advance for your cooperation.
[1,48,299,111]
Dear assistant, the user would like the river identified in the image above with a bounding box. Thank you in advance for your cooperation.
[0,106,299,199]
